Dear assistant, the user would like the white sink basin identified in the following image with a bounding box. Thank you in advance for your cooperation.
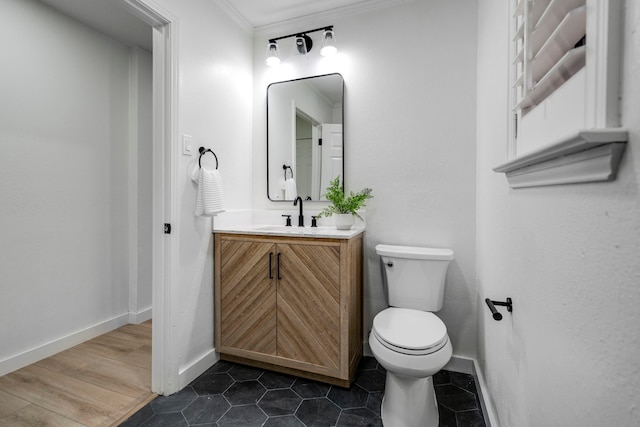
[255,225,306,233]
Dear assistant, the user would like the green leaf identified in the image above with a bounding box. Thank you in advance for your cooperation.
[317,176,373,219]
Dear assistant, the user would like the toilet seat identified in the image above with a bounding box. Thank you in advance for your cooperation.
[372,308,448,356]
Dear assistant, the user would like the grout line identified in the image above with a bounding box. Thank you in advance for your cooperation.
[120,358,487,426]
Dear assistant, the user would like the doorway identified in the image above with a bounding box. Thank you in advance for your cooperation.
[0,0,165,423]
[0,0,178,404]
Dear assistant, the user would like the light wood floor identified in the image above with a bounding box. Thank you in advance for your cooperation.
[0,321,155,427]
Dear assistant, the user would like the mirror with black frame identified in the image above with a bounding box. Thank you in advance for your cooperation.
[267,73,344,201]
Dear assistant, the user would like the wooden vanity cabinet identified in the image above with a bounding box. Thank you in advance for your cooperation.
[214,232,363,387]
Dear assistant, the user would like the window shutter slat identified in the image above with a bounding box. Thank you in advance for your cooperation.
[513,0,586,113]
[516,45,586,110]
[514,0,525,16]
[535,0,585,30]
[532,5,586,82]
[531,0,552,27]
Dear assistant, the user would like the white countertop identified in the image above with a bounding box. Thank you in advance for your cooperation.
[213,224,365,239]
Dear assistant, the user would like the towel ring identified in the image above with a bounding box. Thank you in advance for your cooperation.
[283,165,293,179]
[199,147,218,169]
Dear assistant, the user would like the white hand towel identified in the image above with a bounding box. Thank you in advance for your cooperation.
[195,167,225,217]
[284,178,297,200]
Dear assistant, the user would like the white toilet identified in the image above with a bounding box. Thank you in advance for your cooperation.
[369,244,454,427]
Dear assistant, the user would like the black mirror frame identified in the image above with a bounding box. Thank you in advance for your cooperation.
[266,73,344,202]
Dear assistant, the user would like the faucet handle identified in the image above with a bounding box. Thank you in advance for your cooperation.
[282,214,292,227]
[311,216,318,228]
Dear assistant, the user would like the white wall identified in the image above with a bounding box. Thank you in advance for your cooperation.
[130,47,153,320]
[253,1,478,358]
[0,0,150,374]
[149,0,254,385]
[476,0,640,426]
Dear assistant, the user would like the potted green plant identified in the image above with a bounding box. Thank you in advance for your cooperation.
[318,176,373,230]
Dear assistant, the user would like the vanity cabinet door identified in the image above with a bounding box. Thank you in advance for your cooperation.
[277,242,340,370]
[215,233,363,387]
[217,238,277,356]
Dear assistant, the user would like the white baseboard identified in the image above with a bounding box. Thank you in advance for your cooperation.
[446,356,499,427]
[178,348,219,390]
[444,355,475,374]
[0,313,130,377]
[472,358,500,427]
[129,306,152,324]
[363,342,373,357]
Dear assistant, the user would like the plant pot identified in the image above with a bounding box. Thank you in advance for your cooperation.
[334,214,355,230]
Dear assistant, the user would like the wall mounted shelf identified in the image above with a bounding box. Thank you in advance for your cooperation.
[493,129,627,188]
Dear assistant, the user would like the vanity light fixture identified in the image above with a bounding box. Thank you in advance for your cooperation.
[265,26,337,67]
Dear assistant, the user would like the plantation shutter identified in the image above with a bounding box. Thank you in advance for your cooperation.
[513,0,587,113]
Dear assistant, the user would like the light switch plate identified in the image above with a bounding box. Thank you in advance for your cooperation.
[182,134,193,156]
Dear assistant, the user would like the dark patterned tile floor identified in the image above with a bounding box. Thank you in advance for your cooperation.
[120,357,486,427]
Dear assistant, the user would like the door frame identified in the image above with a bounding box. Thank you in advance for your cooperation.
[122,0,180,395]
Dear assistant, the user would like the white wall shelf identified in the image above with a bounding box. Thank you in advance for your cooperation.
[493,129,627,188]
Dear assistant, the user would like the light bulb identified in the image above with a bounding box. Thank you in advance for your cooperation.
[320,29,337,57]
[265,41,281,66]
[293,35,312,55]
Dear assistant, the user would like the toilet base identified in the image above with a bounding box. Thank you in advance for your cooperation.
[381,373,438,427]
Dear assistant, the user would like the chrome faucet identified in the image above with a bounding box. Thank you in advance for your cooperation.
[293,196,304,227]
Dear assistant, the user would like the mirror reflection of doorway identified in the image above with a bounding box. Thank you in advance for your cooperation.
[319,123,344,198]
[295,112,343,201]
[295,112,316,200]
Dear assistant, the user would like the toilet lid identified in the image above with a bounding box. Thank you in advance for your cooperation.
[373,308,448,355]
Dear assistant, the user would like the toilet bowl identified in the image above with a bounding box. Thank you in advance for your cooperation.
[370,308,452,426]
[370,244,454,427]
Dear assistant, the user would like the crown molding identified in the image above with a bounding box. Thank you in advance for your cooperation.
[257,0,413,37]
[214,0,254,34]
[215,0,414,37]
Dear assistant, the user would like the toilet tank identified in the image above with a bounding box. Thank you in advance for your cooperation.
[376,244,454,312]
